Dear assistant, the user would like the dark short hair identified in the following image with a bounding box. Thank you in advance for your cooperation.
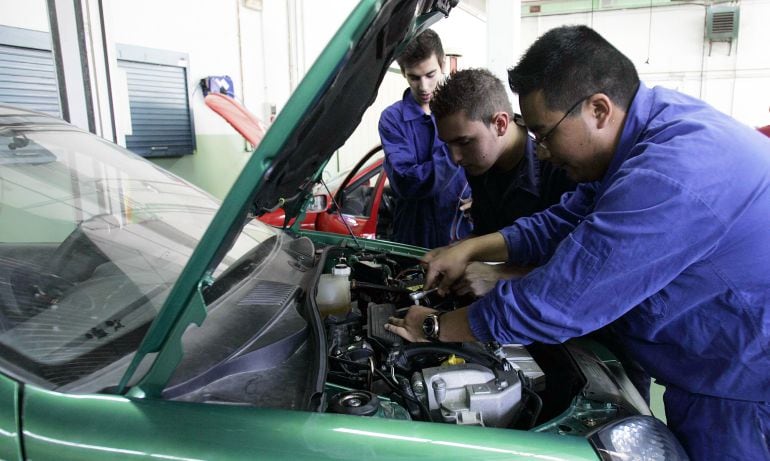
[431,68,513,123]
[508,25,639,112]
[396,29,444,72]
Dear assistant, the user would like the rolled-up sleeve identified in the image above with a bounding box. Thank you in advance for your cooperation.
[469,169,725,344]
[500,182,599,265]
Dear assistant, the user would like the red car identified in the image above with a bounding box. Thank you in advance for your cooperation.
[259,145,394,240]
[205,94,394,239]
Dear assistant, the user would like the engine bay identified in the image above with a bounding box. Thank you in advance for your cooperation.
[165,239,644,437]
[317,245,551,429]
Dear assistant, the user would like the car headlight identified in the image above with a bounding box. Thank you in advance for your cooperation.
[588,415,690,461]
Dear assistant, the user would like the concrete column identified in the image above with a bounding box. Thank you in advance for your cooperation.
[83,0,116,141]
[47,0,91,132]
[486,0,521,109]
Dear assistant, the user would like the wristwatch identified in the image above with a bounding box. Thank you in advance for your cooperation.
[422,312,444,341]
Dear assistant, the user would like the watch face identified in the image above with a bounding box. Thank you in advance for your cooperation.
[422,314,438,339]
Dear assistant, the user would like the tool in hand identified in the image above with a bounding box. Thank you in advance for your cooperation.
[409,287,438,305]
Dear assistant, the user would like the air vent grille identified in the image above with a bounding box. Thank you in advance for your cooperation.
[238,280,297,306]
[706,5,739,41]
[711,12,735,34]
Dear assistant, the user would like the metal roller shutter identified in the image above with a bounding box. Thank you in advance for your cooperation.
[0,27,61,117]
[118,59,194,157]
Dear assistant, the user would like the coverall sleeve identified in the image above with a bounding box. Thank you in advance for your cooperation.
[499,182,599,265]
[469,168,725,344]
[378,110,448,199]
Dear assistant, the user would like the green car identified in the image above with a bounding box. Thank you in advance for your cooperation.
[0,1,688,459]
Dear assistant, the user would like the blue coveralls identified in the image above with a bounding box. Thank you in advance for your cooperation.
[468,83,770,460]
[378,89,471,248]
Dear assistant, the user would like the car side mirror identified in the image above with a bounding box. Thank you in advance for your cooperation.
[306,194,328,212]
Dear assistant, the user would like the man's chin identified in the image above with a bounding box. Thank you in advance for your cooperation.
[410,92,424,102]
[567,168,600,183]
[465,166,487,176]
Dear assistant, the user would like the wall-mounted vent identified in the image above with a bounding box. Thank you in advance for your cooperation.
[706,5,739,41]
[706,5,739,55]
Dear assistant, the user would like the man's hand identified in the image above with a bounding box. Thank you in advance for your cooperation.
[453,262,505,297]
[459,197,472,214]
[421,244,472,295]
[384,306,437,342]
[386,306,478,343]
[453,262,535,297]
[423,233,510,295]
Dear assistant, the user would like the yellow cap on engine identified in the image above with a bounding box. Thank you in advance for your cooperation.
[442,354,466,366]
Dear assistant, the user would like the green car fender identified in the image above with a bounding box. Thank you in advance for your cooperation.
[0,375,21,461]
[20,381,600,461]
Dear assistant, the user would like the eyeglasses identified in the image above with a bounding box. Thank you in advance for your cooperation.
[528,96,587,148]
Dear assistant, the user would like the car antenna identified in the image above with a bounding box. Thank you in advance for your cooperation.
[320,179,362,249]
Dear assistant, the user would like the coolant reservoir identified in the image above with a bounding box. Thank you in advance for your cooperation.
[316,263,351,317]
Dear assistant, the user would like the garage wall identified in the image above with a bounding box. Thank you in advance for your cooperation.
[519,0,770,127]
[3,1,766,198]
[104,0,374,197]
[0,1,488,197]
[102,0,260,198]
[0,0,359,198]
[0,0,49,32]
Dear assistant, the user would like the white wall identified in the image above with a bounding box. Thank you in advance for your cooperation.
[433,5,488,69]
[0,0,488,176]
[519,0,770,127]
[0,0,48,31]
[104,0,246,137]
[102,0,356,140]
[6,0,766,176]
[716,0,770,125]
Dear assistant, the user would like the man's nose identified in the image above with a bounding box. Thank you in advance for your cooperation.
[449,146,462,164]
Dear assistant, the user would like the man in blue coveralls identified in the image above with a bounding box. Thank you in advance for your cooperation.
[385,25,770,460]
[378,29,471,248]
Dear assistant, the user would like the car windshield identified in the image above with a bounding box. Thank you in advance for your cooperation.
[0,120,276,387]
[316,149,383,196]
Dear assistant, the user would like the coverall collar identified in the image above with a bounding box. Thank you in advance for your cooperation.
[509,138,541,197]
[601,82,648,191]
[400,88,430,121]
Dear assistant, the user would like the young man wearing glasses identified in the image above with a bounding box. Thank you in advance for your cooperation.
[429,68,575,296]
[386,25,770,460]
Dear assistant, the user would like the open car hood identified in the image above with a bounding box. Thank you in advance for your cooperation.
[252,1,455,223]
[118,0,458,396]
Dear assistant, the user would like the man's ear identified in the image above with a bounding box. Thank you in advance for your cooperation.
[491,111,510,136]
[438,55,446,74]
[589,93,613,129]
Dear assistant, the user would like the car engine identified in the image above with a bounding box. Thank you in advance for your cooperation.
[317,246,545,429]
[166,237,640,437]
